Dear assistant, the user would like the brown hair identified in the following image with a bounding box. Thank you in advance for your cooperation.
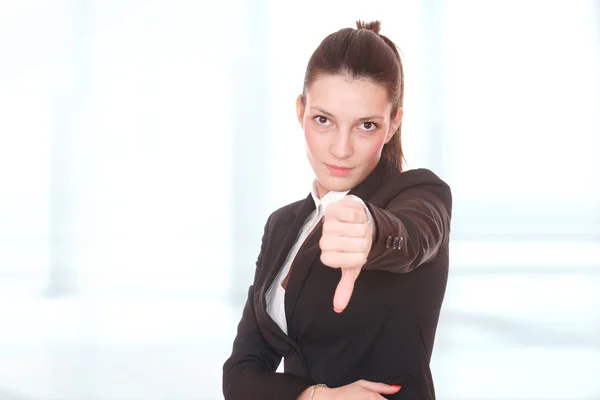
[301,20,405,171]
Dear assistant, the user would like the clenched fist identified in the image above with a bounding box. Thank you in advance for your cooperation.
[319,196,373,313]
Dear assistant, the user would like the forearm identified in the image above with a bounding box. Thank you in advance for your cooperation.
[364,187,451,273]
[224,367,313,400]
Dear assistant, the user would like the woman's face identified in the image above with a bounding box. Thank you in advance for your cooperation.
[296,74,403,197]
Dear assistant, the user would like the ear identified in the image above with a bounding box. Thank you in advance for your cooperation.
[296,94,305,128]
[385,107,403,143]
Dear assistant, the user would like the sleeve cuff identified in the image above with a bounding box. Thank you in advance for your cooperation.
[347,195,374,232]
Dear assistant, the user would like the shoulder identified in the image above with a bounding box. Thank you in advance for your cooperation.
[270,199,304,220]
[377,167,452,207]
[263,198,306,229]
[393,167,448,186]
[399,168,450,191]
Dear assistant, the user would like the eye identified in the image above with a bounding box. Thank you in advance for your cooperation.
[314,115,332,126]
[360,121,378,131]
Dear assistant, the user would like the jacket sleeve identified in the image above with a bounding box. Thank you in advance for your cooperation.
[363,182,452,273]
[222,217,314,400]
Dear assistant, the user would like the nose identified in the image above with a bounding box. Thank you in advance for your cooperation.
[329,129,353,159]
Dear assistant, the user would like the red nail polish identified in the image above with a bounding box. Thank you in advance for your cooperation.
[391,385,402,389]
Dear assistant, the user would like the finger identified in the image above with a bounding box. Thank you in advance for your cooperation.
[325,204,367,224]
[333,267,361,313]
[320,251,368,269]
[355,380,402,395]
[319,234,369,253]
[322,219,370,238]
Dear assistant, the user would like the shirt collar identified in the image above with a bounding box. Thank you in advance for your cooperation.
[310,180,349,214]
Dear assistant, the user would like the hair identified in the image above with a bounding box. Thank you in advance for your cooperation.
[301,20,405,171]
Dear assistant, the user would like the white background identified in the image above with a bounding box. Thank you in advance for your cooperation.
[0,0,598,399]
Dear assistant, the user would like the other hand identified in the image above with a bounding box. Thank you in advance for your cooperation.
[299,380,401,400]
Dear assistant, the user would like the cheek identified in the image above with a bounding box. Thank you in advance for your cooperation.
[369,133,388,156]
[304,126,321,153]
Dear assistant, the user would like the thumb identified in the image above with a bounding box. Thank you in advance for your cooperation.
[333,267,360,313]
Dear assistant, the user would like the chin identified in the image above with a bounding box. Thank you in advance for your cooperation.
[318,176,356,193]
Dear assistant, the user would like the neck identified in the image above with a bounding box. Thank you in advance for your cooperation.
[316,181,329,198]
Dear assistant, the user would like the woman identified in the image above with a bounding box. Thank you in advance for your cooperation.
[223,20,451,400]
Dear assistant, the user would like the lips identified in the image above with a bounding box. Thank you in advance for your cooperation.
[326,164,353,177]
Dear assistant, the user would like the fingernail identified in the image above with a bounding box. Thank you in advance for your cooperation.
[391,385,402,389]
[333,307,343,313]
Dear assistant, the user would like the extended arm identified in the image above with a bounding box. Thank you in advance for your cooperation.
[364,184,451,273]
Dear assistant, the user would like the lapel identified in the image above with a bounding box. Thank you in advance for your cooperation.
[262,195,316,296]
[284,158,396,339]
[256,193,316,340]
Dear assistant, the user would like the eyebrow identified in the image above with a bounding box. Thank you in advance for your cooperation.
[309,107,384,122]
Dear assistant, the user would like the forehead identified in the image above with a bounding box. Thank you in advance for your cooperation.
[305,74,391,117]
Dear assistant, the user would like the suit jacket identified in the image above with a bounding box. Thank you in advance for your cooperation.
[223,159,452,400]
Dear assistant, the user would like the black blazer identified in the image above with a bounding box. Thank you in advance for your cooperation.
[223,159,452,400]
